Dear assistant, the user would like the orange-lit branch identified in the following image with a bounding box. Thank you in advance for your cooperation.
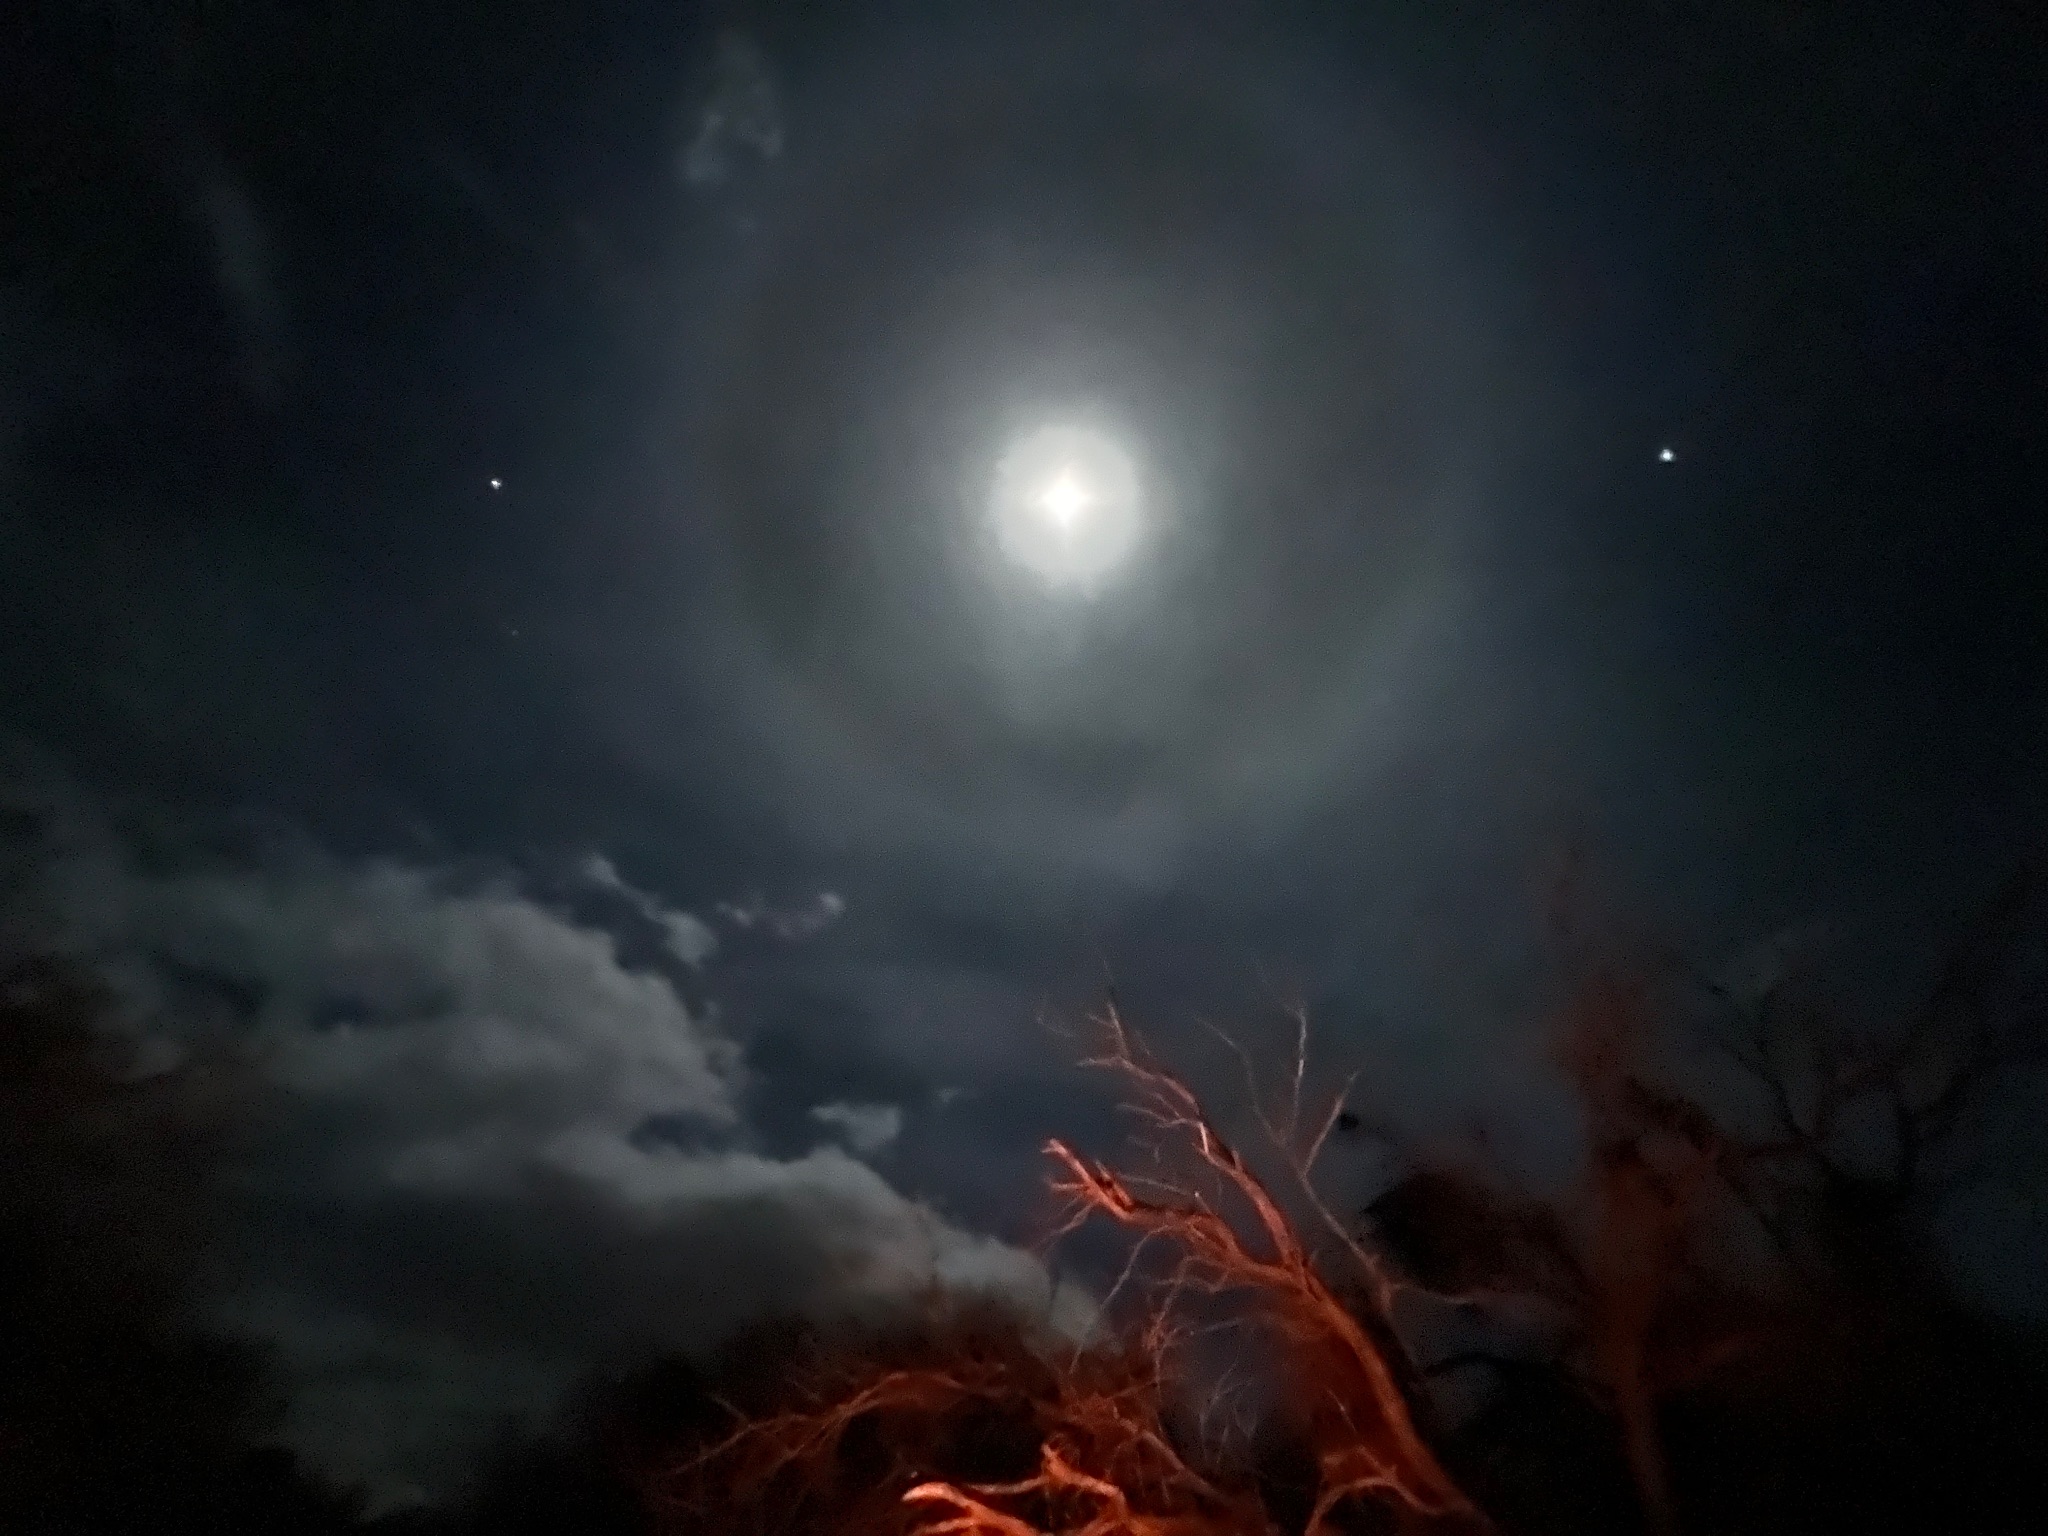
[654,1004,1487,1536]
[657,1312,1267,1536]
[904,1443,1232,1536]
[1049,1006,1487,1535]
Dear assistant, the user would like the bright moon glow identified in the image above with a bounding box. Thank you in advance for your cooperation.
[990,425,1143,589]
[1039,471,1091,528]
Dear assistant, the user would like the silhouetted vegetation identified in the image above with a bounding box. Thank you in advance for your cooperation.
[0,958,362,1534]
[4,875,2045,1535]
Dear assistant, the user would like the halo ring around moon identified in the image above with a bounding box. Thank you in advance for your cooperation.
[668,21,1523,887]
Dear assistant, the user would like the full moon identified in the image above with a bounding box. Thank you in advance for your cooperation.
[989,425,1144,590]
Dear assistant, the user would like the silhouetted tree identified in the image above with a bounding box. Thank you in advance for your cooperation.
[1359,869,2048,1536]
[0,955,359,1534]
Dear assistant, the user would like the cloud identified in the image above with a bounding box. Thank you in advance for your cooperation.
[0,764,1077,1508]
[810,1099,905,1154]
[578,851,719,967]
[678,31,784,191]
[717,888,847,941]
[188,152,292,397]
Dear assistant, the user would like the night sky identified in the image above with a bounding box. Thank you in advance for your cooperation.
[6,0,2046,1509]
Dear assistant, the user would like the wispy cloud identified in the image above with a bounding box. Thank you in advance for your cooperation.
[578,851,719,967]
[718,888,846,941]
[679,31,784,191]
[810,1099,904,1154]
[188,152,292,396]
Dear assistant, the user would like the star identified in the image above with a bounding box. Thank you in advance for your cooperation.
[489,477,504,490]
[1658,447,1676,463]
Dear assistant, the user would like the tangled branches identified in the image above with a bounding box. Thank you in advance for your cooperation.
[647,866,2048,1536]
[1045,1007,1486,1535]
[652,1004,1487,1536]
[653,1303,1268,1536]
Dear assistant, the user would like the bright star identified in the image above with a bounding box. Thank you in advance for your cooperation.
[489,477,504,490]
[1658,447,1675,463]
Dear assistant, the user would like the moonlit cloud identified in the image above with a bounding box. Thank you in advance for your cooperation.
[579,850,720,966]
[717,888,848,942]
[810,1099,905,1154]
[679,31,784,191]
[0,764,1075,1506]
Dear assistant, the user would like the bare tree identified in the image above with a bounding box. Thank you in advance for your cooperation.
[655,1003,1487,1536]
[1359,868,2048,1536]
